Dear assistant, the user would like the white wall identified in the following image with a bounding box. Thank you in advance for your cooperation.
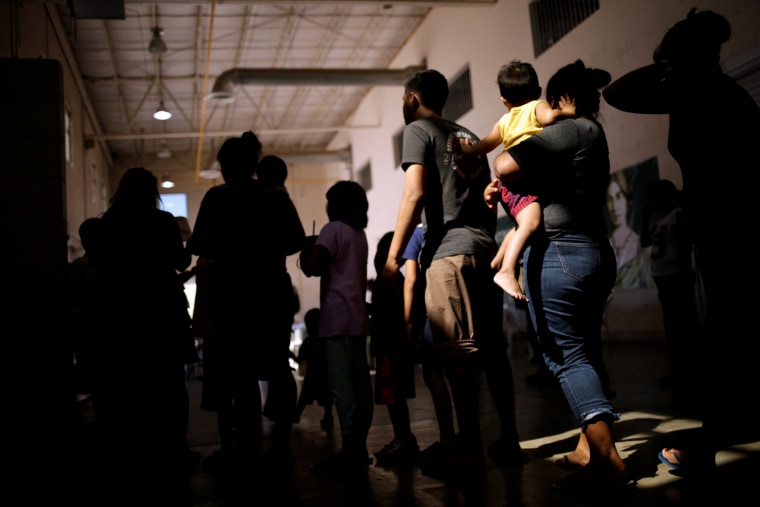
[345,0,760,339]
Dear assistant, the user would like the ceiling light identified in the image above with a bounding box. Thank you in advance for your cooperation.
[160,175,175,189]
[148,27,167,55]
[199,160,222,180]
[157,140,171,159]
[153,101,172,120]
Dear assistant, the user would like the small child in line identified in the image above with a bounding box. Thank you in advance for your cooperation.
[459,60,575,301]
[299,180,374,474]
[294,308,334,429]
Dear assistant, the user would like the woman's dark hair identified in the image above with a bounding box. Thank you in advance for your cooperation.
[110,167,160,209]
[326,180,368,229]
[545,60,611,119]
[217,130,263,185]
[653,8,730,71]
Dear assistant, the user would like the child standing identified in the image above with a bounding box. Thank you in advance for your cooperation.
[294,308,334,429]
[459,61,575,301]
[299,180,373,474]
[370,232,420,465]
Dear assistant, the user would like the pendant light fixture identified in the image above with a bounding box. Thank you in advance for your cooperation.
[153,102,172,120]
[148,27,167,55]
[160,174,175,189]
[153,56,172,120]
[157,140,172,158]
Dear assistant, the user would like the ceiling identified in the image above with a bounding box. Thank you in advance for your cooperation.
[55,0,496,182]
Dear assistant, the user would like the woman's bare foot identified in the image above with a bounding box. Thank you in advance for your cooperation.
[556,452,588,469]
[494,271,528,301]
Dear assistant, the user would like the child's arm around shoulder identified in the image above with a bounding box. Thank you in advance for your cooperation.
[534,97,576,127]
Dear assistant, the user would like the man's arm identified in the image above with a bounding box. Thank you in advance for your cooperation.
[382,164,426,280]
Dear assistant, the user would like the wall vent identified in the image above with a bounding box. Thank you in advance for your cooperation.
[530,0,599,57]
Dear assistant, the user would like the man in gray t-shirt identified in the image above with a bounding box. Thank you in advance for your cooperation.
[381,69,526,477]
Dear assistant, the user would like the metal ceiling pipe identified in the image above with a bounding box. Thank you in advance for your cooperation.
[208,64,427,102]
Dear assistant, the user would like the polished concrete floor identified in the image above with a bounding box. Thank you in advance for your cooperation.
[69,337,758,506]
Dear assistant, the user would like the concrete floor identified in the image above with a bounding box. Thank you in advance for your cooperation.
[68,338,758,506]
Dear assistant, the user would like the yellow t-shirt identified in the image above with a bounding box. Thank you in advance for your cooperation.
[498,99,546,150]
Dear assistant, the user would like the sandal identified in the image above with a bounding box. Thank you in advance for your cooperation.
[658,448,684,471]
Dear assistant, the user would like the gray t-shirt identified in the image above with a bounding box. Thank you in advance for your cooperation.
[507,118,610,239]
[402,117,496,266]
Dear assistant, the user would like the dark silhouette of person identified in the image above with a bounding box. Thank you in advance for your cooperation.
[188,131,306,476]
[87,167,195,494]
[603,8,760,474]
[293,308,334,429]
[67,217,101,396]
[370,231,420,465]
[641,179,702,406]
[400,225,456,462]
[257,154,289,191]
[300,180,373,474]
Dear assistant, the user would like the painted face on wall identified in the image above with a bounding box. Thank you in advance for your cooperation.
[607,179,628,228]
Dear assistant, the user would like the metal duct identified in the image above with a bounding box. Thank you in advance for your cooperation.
[209,64,427,102]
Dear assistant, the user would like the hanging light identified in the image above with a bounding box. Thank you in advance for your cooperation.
[160,175,175,189]
[153,101,172,120]
[157,140,172,158]
[148,27,167,55]
[199,160,222,180]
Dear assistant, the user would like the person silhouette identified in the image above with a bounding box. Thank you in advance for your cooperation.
[300,180,373,474]
[641,179,702,401]
[188,131,306,475]
[400,224,456,462]
[370,231,420,465]
[257,154,290,192]
[603,8,760,474]
[67,217,102,396]
[87,167,195,494]
[293,308,334,429]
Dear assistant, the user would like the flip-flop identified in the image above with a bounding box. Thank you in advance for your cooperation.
[658,449,683,471]
[556,455,584,470]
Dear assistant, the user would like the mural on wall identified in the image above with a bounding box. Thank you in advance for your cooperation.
[606,157,659,291]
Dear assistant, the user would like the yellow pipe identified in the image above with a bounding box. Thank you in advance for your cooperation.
[194,0,216,184]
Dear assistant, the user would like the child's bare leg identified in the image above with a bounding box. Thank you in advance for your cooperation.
[494,203,541,301]
[493,261,526,301]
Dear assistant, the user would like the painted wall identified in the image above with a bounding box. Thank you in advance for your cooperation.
[343,0,760,339]
[5,0,758,339]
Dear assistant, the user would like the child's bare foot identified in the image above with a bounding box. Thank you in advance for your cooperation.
[494,272,529,301]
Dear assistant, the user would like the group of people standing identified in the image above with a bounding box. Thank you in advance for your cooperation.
[72,6,758,498]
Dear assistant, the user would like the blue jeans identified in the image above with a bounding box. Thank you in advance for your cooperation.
[524,234,618,429]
